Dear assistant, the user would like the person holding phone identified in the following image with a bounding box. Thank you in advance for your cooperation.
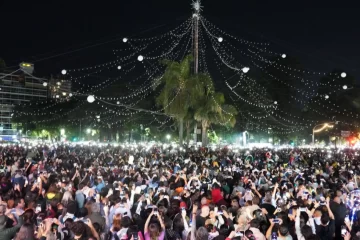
[144,209,165,240]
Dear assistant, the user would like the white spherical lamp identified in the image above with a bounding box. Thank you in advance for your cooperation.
[138,55,144,61]
[325,95,329,99]
[61,69,67,75]
[56,95,59,98]
[343,85,348,90]
[116,101,120,105]
[218,37,223,42]
[69,93,73,97]
[341,72,347,78]
[242,67,250,73]
[281,54,287,59]
[43,82,48,87]
[274,101,278,105]
[123,38,128,43]
[87,95,95,103]
[117,66,121,70]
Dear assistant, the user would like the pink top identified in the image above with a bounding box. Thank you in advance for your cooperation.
[144,231,165,240]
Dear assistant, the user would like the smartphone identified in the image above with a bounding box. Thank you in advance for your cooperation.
[154,208,158,215]
[273,219,280,223]
[36,217,42,226]
[36,204,41,213]
[235,232,243,237]
[341,226,347,237]
[300,208,306,212]
[345,215,350,222]
[132,233,139,240]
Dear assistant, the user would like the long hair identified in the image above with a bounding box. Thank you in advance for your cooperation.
[149,223,160,240]
[112,214,122,232]
[15,223,35,240]
[61,191,74,206]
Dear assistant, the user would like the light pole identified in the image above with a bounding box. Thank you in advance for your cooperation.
[312,122,337,145]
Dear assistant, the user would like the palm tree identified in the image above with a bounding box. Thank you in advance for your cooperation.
[155,55,197,145]
[156,55,238,146]
[194,90,238,146]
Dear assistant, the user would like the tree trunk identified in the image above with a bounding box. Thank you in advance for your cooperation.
[179,118,184,145]
[186,121,190,146]
[201,121,208,147]
[194,123,197,145]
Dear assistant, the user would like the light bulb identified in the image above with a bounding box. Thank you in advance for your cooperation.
[61,69,67,75]
[281,54,286,58]
[43,82,48,87]
[274,101,278,105]
[117,101,120,104]
[69,93,73,97]
[123,38,128,43]
[218,37,223,42]
[138,55,144,61]
[343,85,348,90]
[242,67,250,73]
[56,95,59,98]
[87,95,95,103]
[341,72,347,78]
[117,66,121,70]
[325,95,329,99]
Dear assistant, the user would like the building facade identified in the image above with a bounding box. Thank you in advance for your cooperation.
[0,63,72,140]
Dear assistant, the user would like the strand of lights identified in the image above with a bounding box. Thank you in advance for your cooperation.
[213,57,270,105]
[29,102,85,123]
[247,47,345,77]
[128,18,192,42]
[249,51,345,90]
[200,16,270,47]
[75,63,137,94]
[200,20,275,109]
[238,111,306,134]
[14,101,62,115]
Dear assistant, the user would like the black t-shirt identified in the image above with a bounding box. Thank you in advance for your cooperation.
[315,220,335,240]
[196,215,207,228]
[260,203,276,217]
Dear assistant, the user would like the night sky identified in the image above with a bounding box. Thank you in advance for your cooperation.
[0,0,359,78]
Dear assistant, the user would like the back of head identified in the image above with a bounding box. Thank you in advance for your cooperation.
[15,223,34,240]
[196,227,209,240]
[70,221,86,237]
[279,224,289,237]
[250,219,260,229]
[301,225,313,239]
[305,234,321,240]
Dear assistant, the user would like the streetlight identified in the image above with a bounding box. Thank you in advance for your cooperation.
[86,128,91,134]
[166,134,171,142]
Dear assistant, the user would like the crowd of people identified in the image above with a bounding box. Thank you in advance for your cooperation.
[0,143,359,240]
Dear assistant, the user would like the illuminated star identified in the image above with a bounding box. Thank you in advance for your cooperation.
[192,0,202,12]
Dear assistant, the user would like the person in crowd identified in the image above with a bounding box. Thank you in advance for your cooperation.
[1,144,360,240]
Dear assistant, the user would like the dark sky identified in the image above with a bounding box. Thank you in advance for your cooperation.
[0,0,359,78]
